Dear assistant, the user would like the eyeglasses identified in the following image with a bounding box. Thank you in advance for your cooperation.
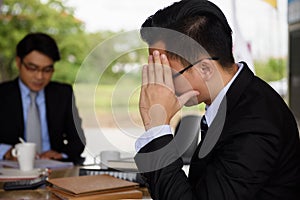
[172,57,219,78]
[22,62,54,74]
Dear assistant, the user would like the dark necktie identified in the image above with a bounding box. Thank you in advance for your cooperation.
[26,91,42,153]
[200,115,208,142]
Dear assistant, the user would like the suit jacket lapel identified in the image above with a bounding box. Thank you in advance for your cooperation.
[13,78,25,137]
[225,62,254,114]
[44,83,56,141]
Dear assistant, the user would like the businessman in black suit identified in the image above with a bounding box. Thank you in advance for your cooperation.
[0,33,86,164]
[135,0,300,199]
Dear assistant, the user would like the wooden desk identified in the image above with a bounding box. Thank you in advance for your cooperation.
[0,167,151,199]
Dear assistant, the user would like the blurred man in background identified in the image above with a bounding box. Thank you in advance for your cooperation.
[0,33,86,165]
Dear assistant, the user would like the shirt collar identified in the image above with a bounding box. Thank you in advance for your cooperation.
[18,78,45,102]
[205,63,244,126]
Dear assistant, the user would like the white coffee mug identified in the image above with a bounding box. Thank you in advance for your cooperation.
[12,143,36,171]
[94,150,120,169]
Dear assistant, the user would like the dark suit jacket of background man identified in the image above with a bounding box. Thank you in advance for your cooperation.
[136,63,300,200]
[0,78,86,164]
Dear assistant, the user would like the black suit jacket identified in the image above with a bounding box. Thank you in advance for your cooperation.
[0,78,86,164]
[135,63,300,200]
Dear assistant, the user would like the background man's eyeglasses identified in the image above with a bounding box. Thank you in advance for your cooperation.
[172,57,219,78]
[22,62,54,74]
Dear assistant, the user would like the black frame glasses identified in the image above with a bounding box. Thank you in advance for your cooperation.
[172,57,219,78]
[22,61,54,74]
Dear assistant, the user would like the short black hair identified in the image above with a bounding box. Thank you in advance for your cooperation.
[140,0,234,67]
[16,32,60,62]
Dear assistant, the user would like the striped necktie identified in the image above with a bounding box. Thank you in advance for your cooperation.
[200,115,208,142]
[26,91,42,153]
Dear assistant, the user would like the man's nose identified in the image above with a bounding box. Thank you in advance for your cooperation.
[35,70,44,79]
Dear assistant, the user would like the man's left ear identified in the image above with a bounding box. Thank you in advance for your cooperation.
[198,60,214,81]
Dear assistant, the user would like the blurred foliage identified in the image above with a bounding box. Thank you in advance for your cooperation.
[0,0,287,86]
[74,31,148,85]
[0,0,88,83]
[0,0,147,85]
[254,58,287,82]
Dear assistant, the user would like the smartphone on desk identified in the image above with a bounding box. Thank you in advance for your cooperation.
[3,176,48,190]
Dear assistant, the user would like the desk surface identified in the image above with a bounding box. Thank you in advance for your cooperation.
[0,167,150,199]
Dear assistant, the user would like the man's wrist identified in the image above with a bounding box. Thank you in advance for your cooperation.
[3,147,14,160]
[136,125,172,152]
[143,104,171,130]
[0,144,13,160]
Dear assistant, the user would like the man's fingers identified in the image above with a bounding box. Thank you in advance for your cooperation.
[148,55,155,84]
[161,54,174,91]
[177,90,199,107]
[142,65,148,86]
[153,50,164,84]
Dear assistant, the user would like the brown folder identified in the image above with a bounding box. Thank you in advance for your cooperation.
[49,187,143,200]
[47,174,142,199]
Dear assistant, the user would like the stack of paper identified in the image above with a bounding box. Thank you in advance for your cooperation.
[47,174,143,200]
[106,157,138,171]
[0,168,41,181]
[0,159,73,170]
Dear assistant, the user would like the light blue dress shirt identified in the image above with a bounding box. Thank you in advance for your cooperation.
[135,63,244,152]
[18,79,51,152]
